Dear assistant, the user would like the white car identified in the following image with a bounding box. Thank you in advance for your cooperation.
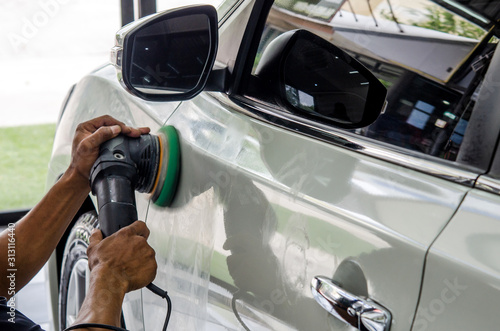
[46,0,500,330]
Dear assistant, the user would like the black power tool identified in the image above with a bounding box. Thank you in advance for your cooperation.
[89,126,180,237]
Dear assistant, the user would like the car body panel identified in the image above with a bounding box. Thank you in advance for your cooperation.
[46,63,475,330]
[138,90,471,330]
[414,183,500,330]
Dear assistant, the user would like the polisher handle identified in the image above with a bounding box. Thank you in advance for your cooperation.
[93,175,138,238]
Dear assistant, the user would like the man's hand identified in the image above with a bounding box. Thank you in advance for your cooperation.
[68,115,150,188]
[87,221,157,293]
[71,221,157,328]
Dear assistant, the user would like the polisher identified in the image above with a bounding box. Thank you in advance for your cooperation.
[85,126,180,330]
[89,125,180,238]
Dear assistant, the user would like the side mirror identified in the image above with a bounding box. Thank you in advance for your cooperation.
[255,30,387,129]
[111,5,218,102]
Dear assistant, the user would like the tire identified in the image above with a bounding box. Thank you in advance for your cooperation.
[59,211,98,329]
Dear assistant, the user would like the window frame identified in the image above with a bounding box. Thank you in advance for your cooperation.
[216,0,497,185]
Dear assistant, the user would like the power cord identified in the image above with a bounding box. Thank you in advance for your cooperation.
[231,291,251,331]
[146,283,172,331]
[64,283,172,331]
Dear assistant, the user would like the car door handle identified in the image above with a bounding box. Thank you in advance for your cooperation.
[311,276,392,331]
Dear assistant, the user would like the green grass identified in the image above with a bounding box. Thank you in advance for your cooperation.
[0,124,56,211]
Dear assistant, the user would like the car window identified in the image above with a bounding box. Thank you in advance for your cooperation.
[249,0,497,162]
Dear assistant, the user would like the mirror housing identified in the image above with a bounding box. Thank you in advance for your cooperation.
[255,30,387,129]
[111,5,218,102]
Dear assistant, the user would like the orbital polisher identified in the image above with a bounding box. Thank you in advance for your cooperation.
[87,125,180,330]
[89,125,180,238]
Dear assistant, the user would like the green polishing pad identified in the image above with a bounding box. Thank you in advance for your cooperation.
[152,125,180,207]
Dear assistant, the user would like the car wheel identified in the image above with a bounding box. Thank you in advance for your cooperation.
[59,211,97,328]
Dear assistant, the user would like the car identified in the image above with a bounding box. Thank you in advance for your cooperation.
[46,0,500,330]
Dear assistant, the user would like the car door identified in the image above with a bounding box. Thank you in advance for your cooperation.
[412,41,500,330]
[141,0,493,330]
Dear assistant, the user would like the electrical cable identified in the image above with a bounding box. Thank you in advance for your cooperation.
[231,291,251,331]
[146,283,172,331]
[63,283,172,331]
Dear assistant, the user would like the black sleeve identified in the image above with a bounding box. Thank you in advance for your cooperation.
[0,297,44,331]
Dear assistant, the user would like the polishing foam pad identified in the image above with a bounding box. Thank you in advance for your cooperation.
[151,125,180,207]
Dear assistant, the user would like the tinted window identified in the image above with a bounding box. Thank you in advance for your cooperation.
[252,0,497,161]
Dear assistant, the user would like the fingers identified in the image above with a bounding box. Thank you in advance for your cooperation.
[87,221,156,292]
[137,127,151,135]
[69,116,151,183]
[88,229,103,248]
[85,125,122,149]
[97,115,150,137]
[86,115,127,130]
[125,221,150,239]
[125,126,151,138]
[77,115,150,138]
[87,229,103,270]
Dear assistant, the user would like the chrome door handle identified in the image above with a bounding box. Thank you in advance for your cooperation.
[311,276,392,331]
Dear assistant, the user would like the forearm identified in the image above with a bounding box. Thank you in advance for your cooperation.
[71,267,127,330]
[0,167,90,296]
